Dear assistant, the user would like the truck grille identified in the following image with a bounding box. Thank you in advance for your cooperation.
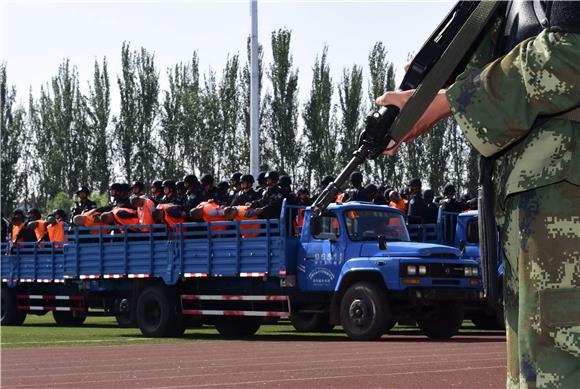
[429,263,465,278]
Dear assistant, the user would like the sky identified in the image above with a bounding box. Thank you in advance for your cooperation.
[1,0,453,110]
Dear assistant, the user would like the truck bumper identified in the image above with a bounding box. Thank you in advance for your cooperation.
[393,288,484,302]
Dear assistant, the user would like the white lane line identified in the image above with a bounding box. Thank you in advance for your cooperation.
[1,338,150,345]
[3,358,506,387]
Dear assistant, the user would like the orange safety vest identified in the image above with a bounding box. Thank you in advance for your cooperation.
[389,199,408,213]
[112,208,139,227]
[47,221,68,247]
[199,201,227,231]
[156,204,187,231]
[293,208,306,235]
[11,224,24,242]
[232,206,260,238]
[81,209,107,234]
[32,220,47,241]
[138,198,157,231]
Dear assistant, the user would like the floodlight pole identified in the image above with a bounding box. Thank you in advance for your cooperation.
[250,0,260,178]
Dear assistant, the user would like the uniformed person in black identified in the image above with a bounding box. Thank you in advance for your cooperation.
[183,174,202,213]
[229,172,243,199]
[160,180,183,205]
[344,172,371,202]
[216,181,231,205]
[250,171,284,219]
[231,174,260,206]
[422,189,439,224]
[198,174,219,203]
[70,186,96,219]
[131,181,145,197]
[439,184,463,213]
[256,171,267,195]
[407,178,426,224]
[149,180,163,205]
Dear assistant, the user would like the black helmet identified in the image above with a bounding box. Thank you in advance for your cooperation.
[110,182,123,191]
[120,183,131,193]
[443,184,456,196]
[76,186,90,195]
[407,178,422,188]
[162,180,176,190]
[349,171,363,185]
[321,175,334,187]
[217,181,229,191]
[257,171,267,185]
[297,187,310,195]
[279,175,291,187]
[151,180,163,190]
[423,189,435,202]
[264,171,279,182]
[365,184,378,194]
[132,181,144,191]
[27,208,41,220]
[241,174,255,184]
[52,209,67,220]
[200,174,214,186]
[230,172,243,183]
[176,181,185,192]
[183,174,198,185]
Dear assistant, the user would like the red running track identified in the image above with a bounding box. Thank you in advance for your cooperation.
[1,334,506,389]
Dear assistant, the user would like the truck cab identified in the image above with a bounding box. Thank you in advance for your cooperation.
[290,202,483,340]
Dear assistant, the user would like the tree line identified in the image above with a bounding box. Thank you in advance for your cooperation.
[1,29,479,215]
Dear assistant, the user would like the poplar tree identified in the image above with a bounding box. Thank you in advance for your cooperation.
[302,46,335,188]
[264,29,300,178]
[0,65,25,214]
[218,54,241,175]
[337,65,364,169]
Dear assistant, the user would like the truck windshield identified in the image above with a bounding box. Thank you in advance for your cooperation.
[344,209,410,242]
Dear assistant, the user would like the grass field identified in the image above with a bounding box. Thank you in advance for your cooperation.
[1,314,503,350]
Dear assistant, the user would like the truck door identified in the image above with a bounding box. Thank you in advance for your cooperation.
[299,213,346,291]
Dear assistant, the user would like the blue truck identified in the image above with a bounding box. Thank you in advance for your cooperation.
[1,201,483,340]
[408,210,504,329]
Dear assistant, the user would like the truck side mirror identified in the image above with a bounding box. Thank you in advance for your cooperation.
[378,235,388,250]
[311,217,321,236]
[459,239,466,254]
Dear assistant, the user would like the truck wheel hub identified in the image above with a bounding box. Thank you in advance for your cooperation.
[349,299,371,326]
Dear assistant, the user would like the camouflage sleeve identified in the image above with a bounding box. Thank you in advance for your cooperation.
[446,30,580,157]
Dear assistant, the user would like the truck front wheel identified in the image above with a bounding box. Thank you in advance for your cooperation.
[136,286,183,337]
[418,301,464,339]
[1,287,27,326]
[340,282,389,341]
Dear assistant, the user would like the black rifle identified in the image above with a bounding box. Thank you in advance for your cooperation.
[312,1,500,308]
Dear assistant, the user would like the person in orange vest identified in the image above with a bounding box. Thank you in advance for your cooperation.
[190,201,228,232]
[223,206,260,238]
[26,208,47,242]
[100,208,139,233]
[131,195,157,231]
[9,209,36,243]
[44,209,69,247]
[153,203,188,231]
[389,191,408,213]
[72,208,108,235]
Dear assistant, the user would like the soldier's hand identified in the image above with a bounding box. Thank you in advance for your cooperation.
[375,89,452,155]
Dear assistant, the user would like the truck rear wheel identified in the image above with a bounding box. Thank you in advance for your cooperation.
[53,310,87,326]
[290,311,334,333]
[340,282,389,341]
[214,316,261,338]
[418,301,464,339]
[1,287,27,326]
[136,286,183,337]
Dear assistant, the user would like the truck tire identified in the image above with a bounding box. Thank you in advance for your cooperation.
[214,316,261,338]
[340,282,389,341]
[418,301,464,339]
[1,287,27,326]
[53,310,87,326]
[290,312,334,333]
[136,286,182,337]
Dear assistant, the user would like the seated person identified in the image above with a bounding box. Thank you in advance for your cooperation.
[153,203,188,231]
[131,195,157,231]
[189,201,228,232]
[223,206,260,238]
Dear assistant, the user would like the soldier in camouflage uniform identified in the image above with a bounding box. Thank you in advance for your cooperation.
[376,7,579,389]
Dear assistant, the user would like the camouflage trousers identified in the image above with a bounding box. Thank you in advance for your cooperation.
[498,181,580,389]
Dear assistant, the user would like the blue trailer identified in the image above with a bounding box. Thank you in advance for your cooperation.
[1,201,483,340]
[408,210,504,329]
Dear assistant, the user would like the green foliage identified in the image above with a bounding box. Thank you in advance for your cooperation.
[302,46,335,188]
[0,64,26,215]
[43,191,74,216]
[337,65,364,165]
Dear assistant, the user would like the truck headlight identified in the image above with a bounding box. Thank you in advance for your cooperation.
[472,267,479,276]
[464,267,473,277]
[418,265,427,275]
[407,265,417,275]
